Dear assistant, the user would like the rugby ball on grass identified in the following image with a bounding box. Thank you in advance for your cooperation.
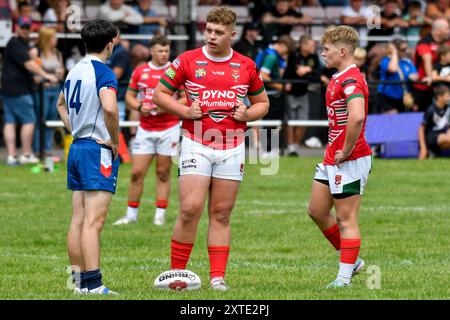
[154,269,201,291]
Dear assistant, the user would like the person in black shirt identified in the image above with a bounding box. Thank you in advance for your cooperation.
[283,35,321,156]
[367,0,408,51]
[1,16,58,165]
[418,85,450,158]
[432,44,450,88]
[233,22,264,60]
[261,0,312,38]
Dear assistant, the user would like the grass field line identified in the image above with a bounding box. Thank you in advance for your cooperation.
[362,205,450,213]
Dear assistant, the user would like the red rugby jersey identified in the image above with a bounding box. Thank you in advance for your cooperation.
[128,61,180,131]
[324,64,372,165]
[159,46,265,149]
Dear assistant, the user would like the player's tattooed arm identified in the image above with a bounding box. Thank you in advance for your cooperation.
[56,91,72,132]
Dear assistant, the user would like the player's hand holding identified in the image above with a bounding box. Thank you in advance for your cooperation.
[187,100,203,120]
[334,149,350,167]
[96,139,119,161]
[233,103,247,122]
[139,104,152,117]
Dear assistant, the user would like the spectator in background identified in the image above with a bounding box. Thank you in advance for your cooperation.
[106,31,132,162]
[403,0,426,48]
[31,26,65,157]
[418,84,450,159]
[1,16,58,165]
[133,0,168,45]
[106,31,132,123]
[354,47,368,77]
[0,0,12,19]
[283,35,320,156]
[367,0,408,51]
[43,0,69,32]
[426,0,450,21]
[257,35,296,157]
[98,0,144,33]
[43,0,86,68]
[262,0,312,38]
[198,0,222,4]
[232,21,264,60]
[129,0,168,68]
[414,18,450,112]
[377,39,418,114]
[431,44,450,87]
[14,1,40,32]
[340,0,372,48]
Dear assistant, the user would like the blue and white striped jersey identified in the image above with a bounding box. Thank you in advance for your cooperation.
[63,55,118,141]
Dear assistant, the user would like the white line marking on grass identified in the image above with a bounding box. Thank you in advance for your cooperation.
[363,205,450,213]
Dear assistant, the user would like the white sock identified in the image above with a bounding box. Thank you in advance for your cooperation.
[337,262,354,284]
[127,206,139,220]
[155,207,166,218]
[288,144,297,152]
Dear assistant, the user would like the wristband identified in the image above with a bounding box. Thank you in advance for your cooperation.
[138,105,142,112]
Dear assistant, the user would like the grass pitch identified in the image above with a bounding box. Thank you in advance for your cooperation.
[0,156,449,300]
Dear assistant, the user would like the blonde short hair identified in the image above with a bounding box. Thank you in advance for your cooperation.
[206,6,237,27]
[321,26,359,54]
[354,47,367,60]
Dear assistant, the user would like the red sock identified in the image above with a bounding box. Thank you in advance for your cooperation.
[340,239,361,264]
[322,224,341,251]
[155,199,168,209]
[171,239,193,270]
[208,246,230,279]
[128,201,140,208]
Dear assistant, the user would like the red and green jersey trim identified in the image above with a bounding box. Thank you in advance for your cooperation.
[127,86,138,93]
[346,93,364,104]
[247,85,265,96]
[160,78,177,92]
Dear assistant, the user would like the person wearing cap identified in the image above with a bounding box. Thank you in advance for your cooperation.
[14,1,41,32]
[1,15,59,165]
[233,22,265,61]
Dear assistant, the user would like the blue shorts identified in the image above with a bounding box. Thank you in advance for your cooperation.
[2,94,36,124]
[67,138,120,193]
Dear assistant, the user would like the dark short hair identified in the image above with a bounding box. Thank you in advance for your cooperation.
[434,84,450,97]
[81,19,118,54]
[18,1,30,11]
[277,35,296,56]
[409,1,422,9]
[150,35,171,48]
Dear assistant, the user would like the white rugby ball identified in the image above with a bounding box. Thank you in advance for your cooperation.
[154,269,201,291]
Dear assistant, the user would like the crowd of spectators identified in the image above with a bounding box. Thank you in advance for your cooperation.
[1,0,450,159]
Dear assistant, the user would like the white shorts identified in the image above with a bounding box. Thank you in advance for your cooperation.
[132,125,180,156]
[313,155,372,196]
[178,136,245,181]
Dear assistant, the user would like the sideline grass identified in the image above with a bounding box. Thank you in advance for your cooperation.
[0,157,449,299]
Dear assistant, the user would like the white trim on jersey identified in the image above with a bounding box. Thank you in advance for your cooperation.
[202,45,234,62]
[148,61,171,70]
[332,64,357,79]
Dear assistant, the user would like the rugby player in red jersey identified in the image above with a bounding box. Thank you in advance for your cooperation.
[113,35,184,227]
[153,6,269,290]
[308,26,372,288]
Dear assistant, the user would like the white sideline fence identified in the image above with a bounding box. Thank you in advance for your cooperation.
[45,120,329,128]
